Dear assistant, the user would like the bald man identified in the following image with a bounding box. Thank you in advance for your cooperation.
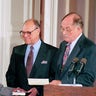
[6,19,58,96]
[50,12,96,87]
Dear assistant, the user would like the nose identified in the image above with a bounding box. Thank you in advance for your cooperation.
[62,30,66,35]
[23,33,29,37]
[61,28,66,34]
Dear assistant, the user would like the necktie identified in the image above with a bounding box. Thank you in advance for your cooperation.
[26,46,33,77]
[61,43,70,72]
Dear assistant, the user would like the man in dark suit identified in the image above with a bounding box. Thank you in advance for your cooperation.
[6,19,58,96]
[50,12,96,86]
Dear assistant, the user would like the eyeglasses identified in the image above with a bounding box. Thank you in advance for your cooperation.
[19,27,38,36]
[60,26,72,33]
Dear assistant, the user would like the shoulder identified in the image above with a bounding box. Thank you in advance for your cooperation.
[12,44,27,50]
[81,37,96,57]
[13,44,27,49]
[83,37,96,48]
[12,44,27,54]
[41,41,58,51]
[77,34,96,49]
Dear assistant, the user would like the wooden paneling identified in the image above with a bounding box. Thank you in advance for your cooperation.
[44,85,96,96]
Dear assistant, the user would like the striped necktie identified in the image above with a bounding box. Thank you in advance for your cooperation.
[26,46,33,77]
[61,43,70,72]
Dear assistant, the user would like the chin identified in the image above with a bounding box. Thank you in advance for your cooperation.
[64,40,69,42]
[25,42,31,45]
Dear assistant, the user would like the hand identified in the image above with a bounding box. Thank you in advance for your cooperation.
[13,87,26,92]
[12,87,26,96]
[27,87,38,96]
[49,80,61,85]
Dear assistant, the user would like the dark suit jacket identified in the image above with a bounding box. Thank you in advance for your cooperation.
[55,34,96,86]
[6,41,58,95]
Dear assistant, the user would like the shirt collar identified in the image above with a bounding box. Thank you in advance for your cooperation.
[27,39,41,51]
[71,33,82,47]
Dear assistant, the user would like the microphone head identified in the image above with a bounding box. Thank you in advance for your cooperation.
[72,57,79,63]
[74,58,87,75]
[68,57,79,72]
[80,58,87,64]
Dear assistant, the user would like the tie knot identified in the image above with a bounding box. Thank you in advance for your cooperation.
[30,46,33,50]
[66,43,71,46]
[65,43,70,56]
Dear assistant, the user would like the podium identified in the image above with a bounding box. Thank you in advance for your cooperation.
[44,85,96,96]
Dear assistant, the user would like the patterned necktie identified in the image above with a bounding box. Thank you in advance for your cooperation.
[61,43,70,72]
[26,46,33,77]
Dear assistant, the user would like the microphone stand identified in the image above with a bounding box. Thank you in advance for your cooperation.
[72,58,87,86]
[73,75,76,84]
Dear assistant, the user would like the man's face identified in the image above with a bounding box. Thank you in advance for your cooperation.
[61,15,80,43]
[20,21,40,45]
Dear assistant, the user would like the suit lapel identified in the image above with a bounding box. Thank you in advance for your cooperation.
[57,42,67,75]
[60,34,86,77]
[29,42,47,76]
[34,42,47,66]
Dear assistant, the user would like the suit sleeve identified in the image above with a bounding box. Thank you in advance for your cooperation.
[6,47,17,88]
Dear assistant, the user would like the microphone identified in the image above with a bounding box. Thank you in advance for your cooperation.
[74,58,87,75]
[68,57,79,76]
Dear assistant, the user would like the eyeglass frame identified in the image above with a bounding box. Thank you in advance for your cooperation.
[19,27,38,36]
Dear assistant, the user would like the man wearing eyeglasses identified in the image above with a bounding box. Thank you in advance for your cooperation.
[50,12,96,87]
[6,19,58,96]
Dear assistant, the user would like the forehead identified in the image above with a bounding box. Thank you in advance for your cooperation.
[61,15,74,27]
[22,20,36,30]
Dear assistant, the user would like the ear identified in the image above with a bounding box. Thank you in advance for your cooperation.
[77,26,82,31]
[36,27,40,31]
[36,27,40,35]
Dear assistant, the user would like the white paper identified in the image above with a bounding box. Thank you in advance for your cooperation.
[28,78,49,85]
[59,84,82,87]
[12,92,25,95]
